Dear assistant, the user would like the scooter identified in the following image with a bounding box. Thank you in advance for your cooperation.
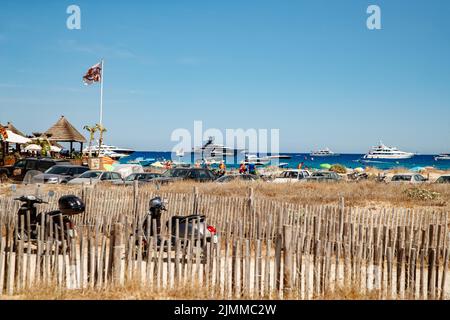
[15,194,85,242]
[138,197,218,249]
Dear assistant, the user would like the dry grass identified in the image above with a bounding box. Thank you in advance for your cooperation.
[2,281,381,300]
[1,179,449,210]
[151,180,450,210]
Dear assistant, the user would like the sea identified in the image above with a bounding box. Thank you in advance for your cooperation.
[120,152,450,171]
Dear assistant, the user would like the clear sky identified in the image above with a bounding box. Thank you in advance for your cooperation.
[1,0,449,153]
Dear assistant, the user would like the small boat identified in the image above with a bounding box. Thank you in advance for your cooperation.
[127,157,156,167]
[310,148,339,157]
[435,153,450,161]
[363,141,414,160]
[83,144,134,159]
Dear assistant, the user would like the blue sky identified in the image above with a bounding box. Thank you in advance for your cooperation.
[0,0,449,153]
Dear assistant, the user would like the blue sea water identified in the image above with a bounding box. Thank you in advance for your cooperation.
[120,152,450,171]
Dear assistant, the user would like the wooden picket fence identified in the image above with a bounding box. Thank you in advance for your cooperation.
[0,184,449,299]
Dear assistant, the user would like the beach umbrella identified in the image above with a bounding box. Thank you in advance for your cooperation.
[320,163,331,169]
[24,144,42,152]
[50,145,62,152]
[103,164,114,171]
[151,161,164,168]
[5,130,31,144]
[354,167,364,173]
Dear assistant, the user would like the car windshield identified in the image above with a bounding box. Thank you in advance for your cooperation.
[392,175,411,181]
[45,166,71,175]
[437,176,450,183]
[162,169,189,178]
[125,174,138,181]
[78,171,102,179]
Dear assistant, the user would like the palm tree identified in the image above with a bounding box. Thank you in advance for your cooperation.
[95,123,107,156]
[32,133,51,157]
[83,125,98,158]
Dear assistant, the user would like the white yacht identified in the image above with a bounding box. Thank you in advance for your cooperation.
[310,148,339,157]
[193,136,244,159]
[435,153,450,161]
[363,141,414,160]
[83,144,135,159]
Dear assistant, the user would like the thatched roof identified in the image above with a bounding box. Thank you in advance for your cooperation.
[44,116,86,143]
[4,122,26,137]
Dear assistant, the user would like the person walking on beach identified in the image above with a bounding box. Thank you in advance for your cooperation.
[239,162,246,174]
[298,162,304,170]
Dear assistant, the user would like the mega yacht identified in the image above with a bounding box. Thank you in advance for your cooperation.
[310,148,339,157]
[435,153,450,161]
[193,136,244,159]
[363,141,414,160]
[83,144,135,159]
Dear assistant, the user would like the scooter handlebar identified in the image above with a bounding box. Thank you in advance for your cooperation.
[14,195,48,204]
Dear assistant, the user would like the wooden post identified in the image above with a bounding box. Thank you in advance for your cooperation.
[283,225,293,298]
[112,223,124,286]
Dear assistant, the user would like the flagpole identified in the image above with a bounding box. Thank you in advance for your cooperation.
[100,59,104,126]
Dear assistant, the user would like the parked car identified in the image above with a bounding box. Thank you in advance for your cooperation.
[215,174,259,183]
[114,172,162,185]
[435,175,450,184]
[272,170,311,183]
[390,174,427,184]
[151,168,217,184]
[0,158,71,182]
[305,171,342,182]
[67,170,123,185]
[31,165,90,184]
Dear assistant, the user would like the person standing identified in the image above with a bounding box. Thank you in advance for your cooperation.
[219,160,226,176]
[239,162,246,174]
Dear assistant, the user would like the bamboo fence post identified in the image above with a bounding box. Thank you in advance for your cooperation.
[283,225,293,298]
[112,223,124,286]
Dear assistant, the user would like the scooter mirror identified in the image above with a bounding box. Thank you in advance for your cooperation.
[10,185,17,192]
[48,190,55,198]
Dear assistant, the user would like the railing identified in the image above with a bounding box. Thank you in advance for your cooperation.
[0,185,448,299]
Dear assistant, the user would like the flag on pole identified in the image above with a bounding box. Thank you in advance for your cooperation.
[82,62,102,85]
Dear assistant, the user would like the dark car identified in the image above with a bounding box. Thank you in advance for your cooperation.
[305,171,342,182]
[114,172,162,185]
[151,168,217,184]
[30,165,90,184]
[0,158,72,182]
[215,174,259,183]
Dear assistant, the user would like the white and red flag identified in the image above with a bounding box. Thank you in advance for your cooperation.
[82,62,102,85]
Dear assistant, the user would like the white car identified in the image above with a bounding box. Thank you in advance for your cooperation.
[67,170,123,185]
[272,169,311,183]
[390,174,428,184]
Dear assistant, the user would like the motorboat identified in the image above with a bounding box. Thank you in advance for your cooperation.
[435,153,450,161]
[363,141,414,160]
[83,144,134,159]
[310,148,339,157]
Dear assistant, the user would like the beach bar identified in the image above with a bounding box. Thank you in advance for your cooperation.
[44,115,86,156]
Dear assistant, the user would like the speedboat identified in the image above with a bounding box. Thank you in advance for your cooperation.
[310,148,339,157]
[363,141,414,160]
[435,153,450,161]
[83,144,134,159]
